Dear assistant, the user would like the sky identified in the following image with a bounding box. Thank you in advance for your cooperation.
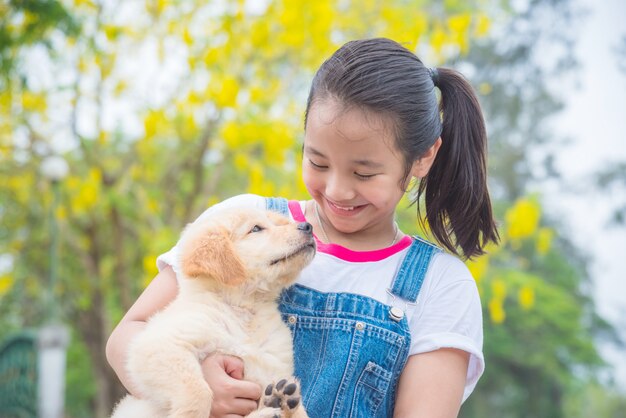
[545,0,626,387]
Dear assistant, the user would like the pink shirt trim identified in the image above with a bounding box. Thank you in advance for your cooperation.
[288,200,413,262]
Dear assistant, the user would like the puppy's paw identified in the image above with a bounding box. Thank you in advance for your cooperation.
[261,378,302,416]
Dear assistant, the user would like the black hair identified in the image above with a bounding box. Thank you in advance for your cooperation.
[304,38,499,259]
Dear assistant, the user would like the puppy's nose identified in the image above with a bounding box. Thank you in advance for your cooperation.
[297,222,313,235]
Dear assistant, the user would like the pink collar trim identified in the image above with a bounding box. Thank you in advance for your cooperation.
[288,200,412,262]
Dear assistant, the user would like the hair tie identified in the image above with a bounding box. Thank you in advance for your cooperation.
[428,67,439,86]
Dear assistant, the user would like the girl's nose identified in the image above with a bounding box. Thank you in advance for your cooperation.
[325,174,355,201]
[297,222,313,234]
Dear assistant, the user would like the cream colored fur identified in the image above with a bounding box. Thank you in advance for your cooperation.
[111,208,315,418]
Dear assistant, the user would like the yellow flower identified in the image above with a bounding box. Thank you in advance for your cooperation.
[183,27,193,46]
[220,121,241,148]
[114,80,128,96]
[448,14,471,34]
[466,255,489,283]
[69,169,101,214]
[144,110,166,139]
[233,153,248,171]
[536,227,553,255]
[142,254,159,289]
[71,185,98,213]
[74,0,96,8]
[519,285,535,310]
[248,163,274,196]
[413,14,429,40]
[103,24,121,41]
[491,278,507,300]
[430,24,446,55]
[251,21,270,47]
[78,57,89,73]
[143,254,158,277]
[488,297,506,324]
[474,14,491,37]
[212,76,240,108]
[186,91,204,106]
[203,48,219,67]
[147,198,159,215]
[0,274,14,296]
[152,0,169,17]
[89,167,102,184]
[21,91,47,113]
[278,4,305,48]
[447,13,471,54]
[0,91,11,111]
[505,198,541,240]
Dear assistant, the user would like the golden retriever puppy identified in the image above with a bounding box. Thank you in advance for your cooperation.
[111,208,315,418]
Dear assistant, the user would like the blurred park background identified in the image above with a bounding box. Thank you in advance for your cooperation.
[1,0,625,417]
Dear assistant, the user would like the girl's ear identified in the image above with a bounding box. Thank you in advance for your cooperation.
[180,226,246,286]
[411,137,442,178]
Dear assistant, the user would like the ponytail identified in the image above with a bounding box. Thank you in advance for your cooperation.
[416,67,499,259]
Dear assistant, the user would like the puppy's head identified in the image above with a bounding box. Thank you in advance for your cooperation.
[179,207,315,295]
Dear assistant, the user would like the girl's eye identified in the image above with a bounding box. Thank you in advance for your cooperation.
[249,225,264,233]
[309,159,327,169]
[355,173,376,180]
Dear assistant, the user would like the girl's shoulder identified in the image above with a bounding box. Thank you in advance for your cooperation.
[404,236,473,281]
[421,249,476,294]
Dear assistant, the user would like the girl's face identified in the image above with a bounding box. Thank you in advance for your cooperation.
[302,98,414,247]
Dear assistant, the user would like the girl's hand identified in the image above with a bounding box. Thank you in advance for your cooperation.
[202,353,262,418]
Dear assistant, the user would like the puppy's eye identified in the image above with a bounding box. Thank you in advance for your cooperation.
[249,225,264,233]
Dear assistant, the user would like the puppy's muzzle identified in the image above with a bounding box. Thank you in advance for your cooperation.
[269,223,315,265]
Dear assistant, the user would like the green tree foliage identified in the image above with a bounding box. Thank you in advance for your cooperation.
[0,0,623,417]
[455,0,626,416]
[0,0,79,82]
[0,1,491,415]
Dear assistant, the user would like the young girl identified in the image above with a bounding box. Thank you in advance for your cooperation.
[107,38,499,418]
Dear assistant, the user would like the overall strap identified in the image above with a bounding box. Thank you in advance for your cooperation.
[265,196,290,217]
[390,237,441,302]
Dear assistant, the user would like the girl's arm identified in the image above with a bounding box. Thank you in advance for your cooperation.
[394,348,470,418]
[105,265,261,417]
[106,265,180,395]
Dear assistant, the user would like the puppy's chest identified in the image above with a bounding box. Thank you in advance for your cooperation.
[214,308,294,381]
[217,308,284,351]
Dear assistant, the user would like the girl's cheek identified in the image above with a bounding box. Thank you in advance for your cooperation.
[302,167,323,193]
[301,165,315,183]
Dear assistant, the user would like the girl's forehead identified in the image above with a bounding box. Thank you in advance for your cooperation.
[309,98,393,133]
[305,99,402,160]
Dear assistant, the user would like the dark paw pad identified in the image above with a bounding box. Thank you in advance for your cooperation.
[263,378,301,413]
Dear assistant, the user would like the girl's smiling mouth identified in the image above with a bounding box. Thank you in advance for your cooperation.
[325,199,367,216]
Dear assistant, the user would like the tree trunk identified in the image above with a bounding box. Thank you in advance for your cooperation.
[76,285,126,418]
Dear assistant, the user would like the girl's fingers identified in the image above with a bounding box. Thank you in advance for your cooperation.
[221,355,245,380]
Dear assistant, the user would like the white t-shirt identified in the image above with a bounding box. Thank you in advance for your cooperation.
[157,193,485,402]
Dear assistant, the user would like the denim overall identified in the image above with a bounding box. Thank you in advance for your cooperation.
[266,197,439,418]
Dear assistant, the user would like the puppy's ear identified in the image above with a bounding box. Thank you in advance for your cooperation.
[180,227,246,286]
